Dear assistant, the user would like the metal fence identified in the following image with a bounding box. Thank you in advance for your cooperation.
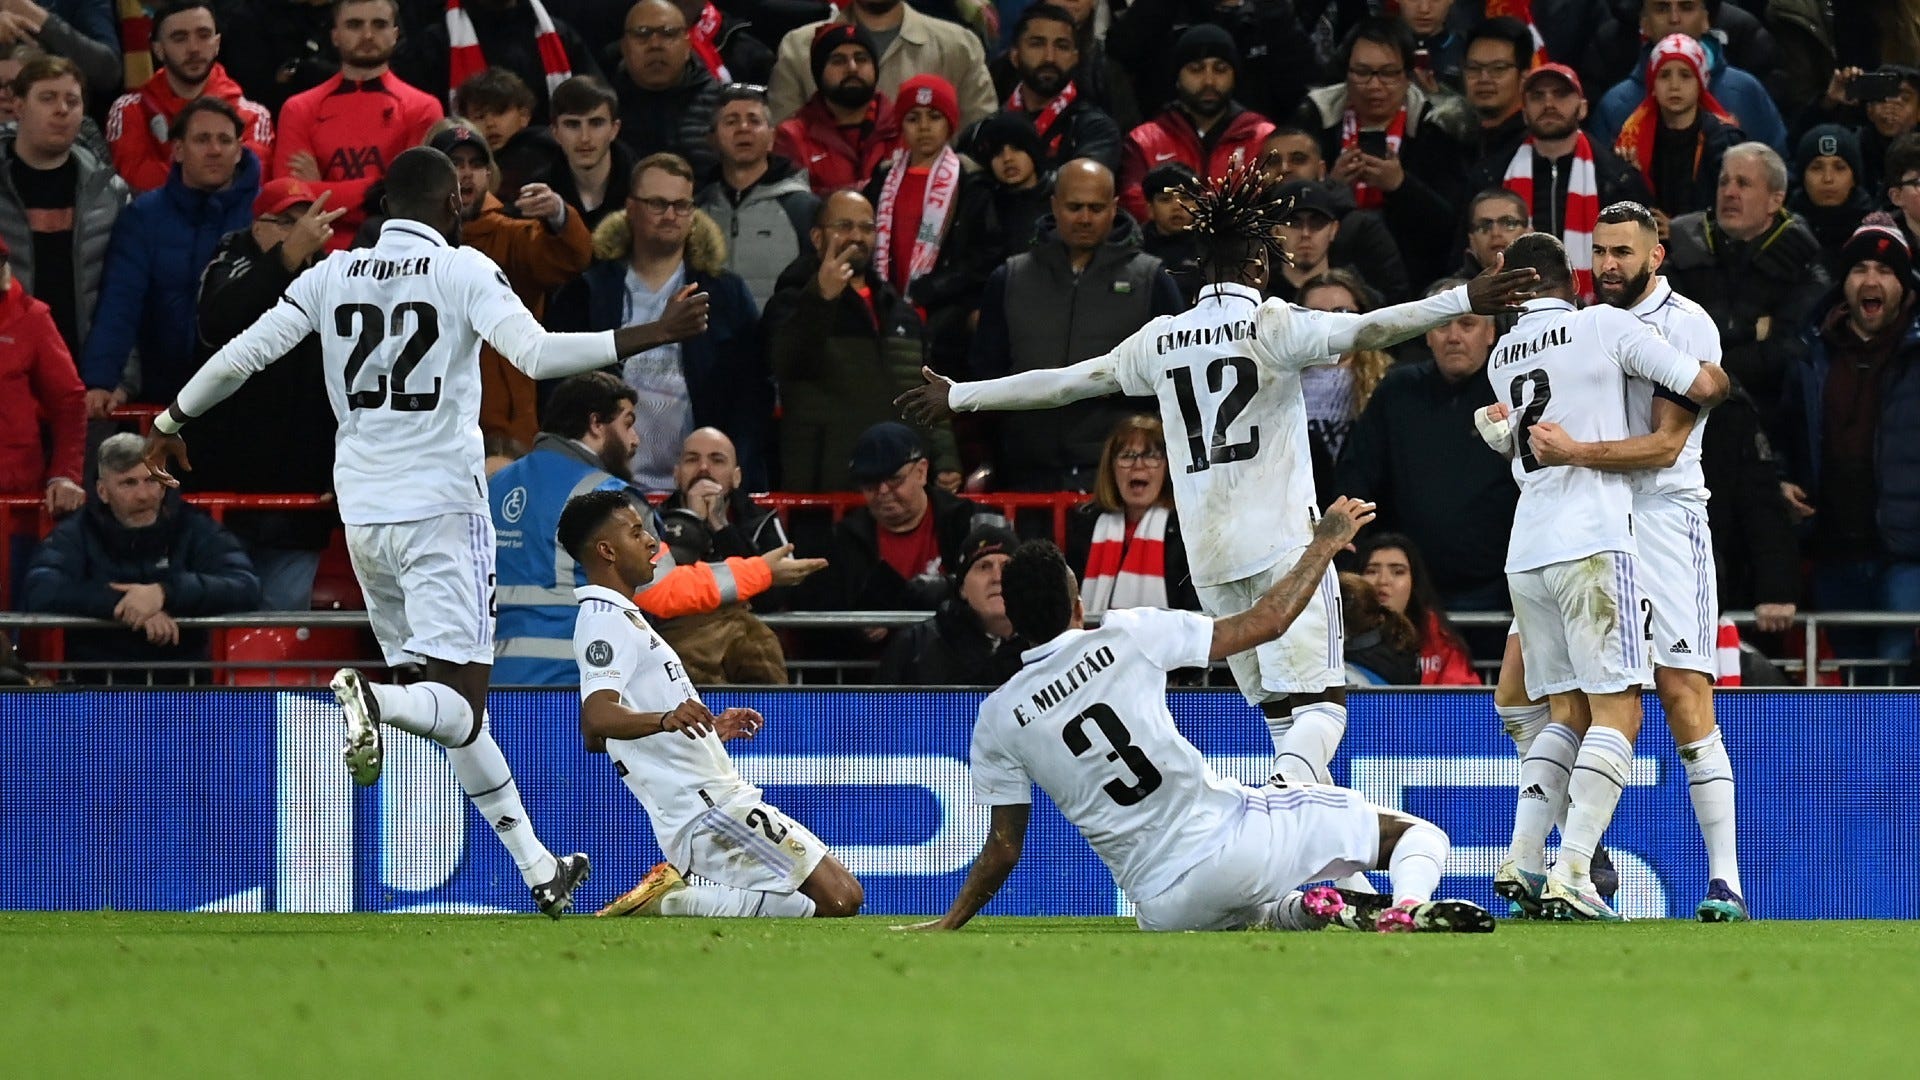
[4,608,1916,688]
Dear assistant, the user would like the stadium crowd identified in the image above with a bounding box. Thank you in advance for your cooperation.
[3,0,1917,684]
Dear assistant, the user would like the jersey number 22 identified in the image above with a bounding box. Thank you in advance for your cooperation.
[336,302,444,412]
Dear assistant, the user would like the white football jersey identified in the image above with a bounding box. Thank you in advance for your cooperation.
[235,220,537,525]
[572,584,760,861]
[1622,278,1718,508]
[971,607,1247,900]
[1489,298,1705,573]
[1102,283,1363,586]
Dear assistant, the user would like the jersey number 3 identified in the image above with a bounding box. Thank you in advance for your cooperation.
[1167,357,1261,474]
[1062,703,1164,806]
[1507,369,1553,473]
[336,302,444,412]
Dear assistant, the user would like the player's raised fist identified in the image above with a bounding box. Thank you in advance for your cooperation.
[142,431,192,488]
[1315,497,1377,546]
[895,366,956,425]
[1466,250,1539,314]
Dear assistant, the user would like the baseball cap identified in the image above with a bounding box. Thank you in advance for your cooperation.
[1277,179,1341,222]
[848,422,927,485]
[1522,62,1583,97]
[428,124,493,165]
[955,525,1017,580]
[254,177,320,219]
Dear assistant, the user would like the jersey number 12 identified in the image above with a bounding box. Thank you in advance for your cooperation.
[336,302,444,412]
[1167,357,1261,474]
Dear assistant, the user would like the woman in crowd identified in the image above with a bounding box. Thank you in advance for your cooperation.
[1338,571,1422,686]
[1358,532,1480,686]
[1789,124,1877,278]
[1297,270,1393,502]
[1065,415,1199,618]
[1613,33,1744,222]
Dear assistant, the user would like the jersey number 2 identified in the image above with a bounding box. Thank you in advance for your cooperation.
[336,302,444,412]
[1167,357,1261,474]
[1062,703,1164,806]
[1507,369,1553,473]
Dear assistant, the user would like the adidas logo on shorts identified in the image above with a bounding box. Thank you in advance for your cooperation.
[1670,639,1691,654]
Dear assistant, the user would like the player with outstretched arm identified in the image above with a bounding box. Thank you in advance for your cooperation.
[140,146,711,917]
[907,497,1494,934]
[560,489,864,920]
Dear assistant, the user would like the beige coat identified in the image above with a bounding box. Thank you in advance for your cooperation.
[767,5,997,127]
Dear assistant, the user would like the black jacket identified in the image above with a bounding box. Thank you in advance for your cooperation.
[1702,384,1800,609]
[1788,186,1876,281]
[550,137,640,235]
[1062,503,1202,614]
[656,487,795,611]
[989,37,1141,132]
[863,158,1002,374]
[803,486,1001,612]
[191,230,339,551]
[612,59,723,178]
[1332,359,1517,602]
[876,598,1025,686]
[1664,209,1829,430]
[22,496,260,674]
[1108,0,1321,121]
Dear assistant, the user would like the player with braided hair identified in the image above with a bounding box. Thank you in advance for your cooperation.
[902,154,1537,790]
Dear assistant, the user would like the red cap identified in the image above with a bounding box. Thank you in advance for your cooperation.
[254,177,320,218]
[893,74,960,133]
[1522,62,1584,98]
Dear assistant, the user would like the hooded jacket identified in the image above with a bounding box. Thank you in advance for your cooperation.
[0,277,85,495]
[105,64,276,193]
[0,135,128,354]
[462,191,594,447]
[1119,103,1274,223]
[80,150,263,403]
[562,208,774,489]
[696,155,820,311]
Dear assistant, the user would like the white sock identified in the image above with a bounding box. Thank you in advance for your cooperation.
[365,680,472,747]
[1558,726,1636,888]
[1265,890,1325,931]
[1271,702,1345,784]
[1497,702,1551,757]
[445,719,557,888]
[1388,818,1449,905]
[1507,722,1579,876]
[1680,728,1742,896]
[660,884,817,918]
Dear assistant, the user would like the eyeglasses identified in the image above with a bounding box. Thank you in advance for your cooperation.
[1462,61,1518,78]
[631,196,695,216]
[858,462,921,494]
[1347,65,1406,84]
[1115,449,1166,466]
[626,25,686,41]
[1471,215,1529,234]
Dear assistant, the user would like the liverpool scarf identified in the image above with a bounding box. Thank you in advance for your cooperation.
[874,146,962,289]
[1009,78,1077,158]
[1503,131,1598,300]
[445,0,573,104]
[1340,106,1405,209]
[1613,34,1737,195]
[1081,508,1169,618]
[690,3,731,82]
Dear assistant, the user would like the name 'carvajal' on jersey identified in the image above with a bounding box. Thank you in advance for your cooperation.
[1487,325,1571,370]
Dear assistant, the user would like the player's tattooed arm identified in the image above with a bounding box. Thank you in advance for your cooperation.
[1209,497,1377,661]
[900,804,1030,930]
[1530,393,1696,471]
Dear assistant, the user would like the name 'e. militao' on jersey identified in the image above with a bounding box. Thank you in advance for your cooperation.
[1488,298,1707,574]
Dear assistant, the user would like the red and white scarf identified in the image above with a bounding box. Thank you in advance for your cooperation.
[1340,107,1405,209]
[1714,616,1742,686]
[1503,131,1598,300]
[873,146,962,288]
[1009,78,1077,149]
[1484,0,1550,66]
[1080,507,1169,617]
[690,2,731,83]
[445,0,572,104]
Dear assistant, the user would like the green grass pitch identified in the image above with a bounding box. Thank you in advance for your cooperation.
[4,914,1915,1077]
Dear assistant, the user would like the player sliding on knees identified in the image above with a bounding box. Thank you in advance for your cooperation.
[140,146,712,918]
[907,497,1494,934]
[898,156,1538,802]
[558,490,863,920]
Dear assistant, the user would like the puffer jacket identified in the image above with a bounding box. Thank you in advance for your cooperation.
[80,150,263,403]
[0,277,85,494]
[695,156,820,311]
[0,135,128,352]
[1118,103,1274,224]
[612,57,723,177]
[773,94,901,198]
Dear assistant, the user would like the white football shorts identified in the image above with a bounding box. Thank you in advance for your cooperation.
[1507,549,1651,698]
[1634,497,1718,676]
[1196,550,1345,703]
[676,797,827,894]
[345,512,496,667]
[1133,783,1378,932]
